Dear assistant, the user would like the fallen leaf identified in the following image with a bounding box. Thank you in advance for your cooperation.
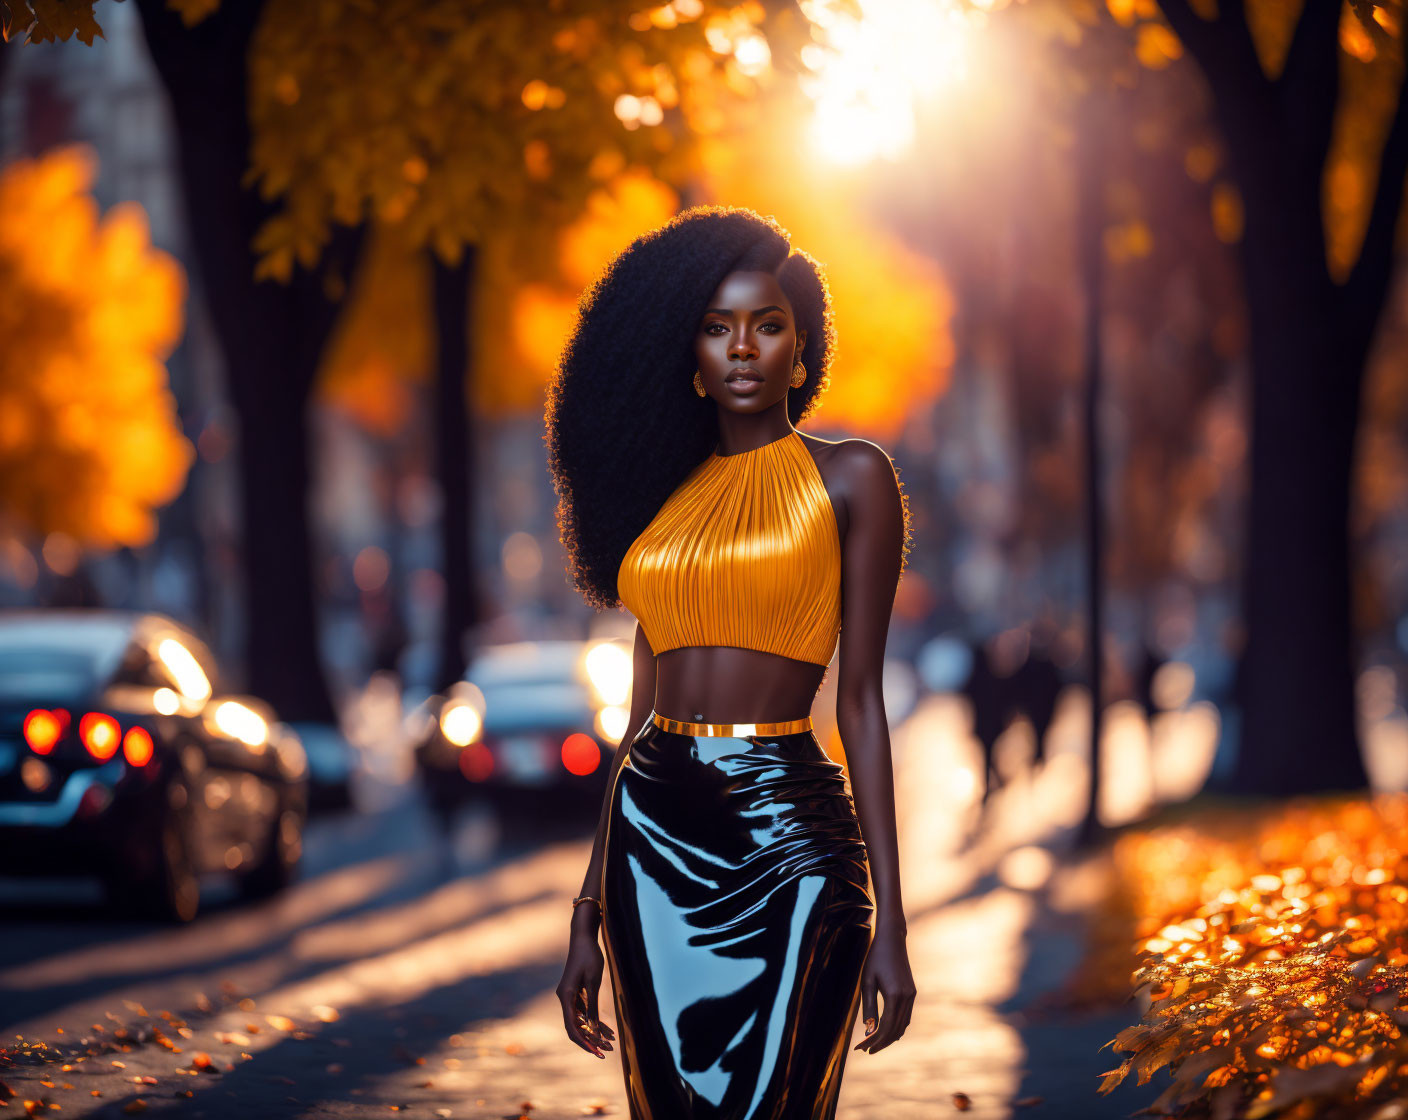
[122,1102,147,1114]
[214,1032,251,1047]
[953,1092,972,1111]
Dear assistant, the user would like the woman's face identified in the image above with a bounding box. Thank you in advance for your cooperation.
[694,270,807,411]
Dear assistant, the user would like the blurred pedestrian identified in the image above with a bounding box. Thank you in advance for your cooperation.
[1013,622,1064,769]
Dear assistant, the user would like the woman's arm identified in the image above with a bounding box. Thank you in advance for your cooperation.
[572,622,658,935]
[558,622,656,1058]
[832,439,914,1053]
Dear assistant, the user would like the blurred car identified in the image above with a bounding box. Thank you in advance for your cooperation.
[406,638,632,813]
[284,720,355,813]
[0,609,309,922]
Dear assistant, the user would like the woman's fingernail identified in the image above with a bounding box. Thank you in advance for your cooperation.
[865,1018,876,1032]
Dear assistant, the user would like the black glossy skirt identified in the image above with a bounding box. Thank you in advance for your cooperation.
[600,711,875,1119]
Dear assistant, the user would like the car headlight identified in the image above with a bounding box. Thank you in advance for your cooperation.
[439,702,482,747]
[583,641,632,707]
[209,701,269,751]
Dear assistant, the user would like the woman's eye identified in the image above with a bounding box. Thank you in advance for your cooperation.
[760,322,783,333]
[705,322,727,334]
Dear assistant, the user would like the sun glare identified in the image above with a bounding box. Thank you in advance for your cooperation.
[801,0,972,166]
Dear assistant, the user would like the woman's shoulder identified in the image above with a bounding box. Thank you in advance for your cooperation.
[796,432,897,483]
[795,433,901,544]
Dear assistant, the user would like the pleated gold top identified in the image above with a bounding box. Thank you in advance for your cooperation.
[618,429,842,667]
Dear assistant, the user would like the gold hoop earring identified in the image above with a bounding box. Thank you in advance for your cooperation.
[693,370,707,397]
[790,359,807,388]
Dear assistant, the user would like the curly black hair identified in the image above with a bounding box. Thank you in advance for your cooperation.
[545,205,842,612]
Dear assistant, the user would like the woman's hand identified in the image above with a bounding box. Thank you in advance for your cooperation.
[557,916,616,1059]
[853,920,916,1053]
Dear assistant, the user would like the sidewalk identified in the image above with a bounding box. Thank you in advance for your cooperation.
[0,694,1159,1119]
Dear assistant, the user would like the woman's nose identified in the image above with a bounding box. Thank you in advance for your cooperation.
[729,333,758,361]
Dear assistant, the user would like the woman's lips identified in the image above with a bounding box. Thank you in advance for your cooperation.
[726,376,763,395]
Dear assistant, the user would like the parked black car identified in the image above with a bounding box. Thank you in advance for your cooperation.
[0,609,308,921]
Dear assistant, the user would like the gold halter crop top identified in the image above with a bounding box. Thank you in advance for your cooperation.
[617,429,843,667]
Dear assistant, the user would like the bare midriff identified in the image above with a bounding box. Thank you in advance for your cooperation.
[651,644,829,725]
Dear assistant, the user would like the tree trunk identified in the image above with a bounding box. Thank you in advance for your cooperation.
[1227,174,1368,794]
[134,0,363,721]
[431,246,481,691]
[1145,6,1390,796]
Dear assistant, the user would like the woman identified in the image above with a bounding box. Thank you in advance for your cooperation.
[548,205,915,1118]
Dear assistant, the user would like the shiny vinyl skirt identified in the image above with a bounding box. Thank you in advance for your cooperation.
[601,711,875,1119]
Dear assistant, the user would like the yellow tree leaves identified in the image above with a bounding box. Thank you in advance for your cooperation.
[316,223,432,437]
[242,0,777,281]
[0,145,193,547]
[694,111,955,441]
[316,170,680,424]
[480,169,679,416]
[1098,795,1408,1118]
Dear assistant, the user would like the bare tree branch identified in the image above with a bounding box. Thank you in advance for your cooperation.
[1158,0,1266,96]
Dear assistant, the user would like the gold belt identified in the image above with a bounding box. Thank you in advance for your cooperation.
[651,710,813,737]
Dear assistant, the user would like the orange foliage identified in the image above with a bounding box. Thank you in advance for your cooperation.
[317,171,680,426]
[1099,795,1408,1118]
[694,103,955,441]
[317,223,431,436]
[0,145,193,548]
[481,170,680,416]
[242,0,779,281]
[468,127,957,436]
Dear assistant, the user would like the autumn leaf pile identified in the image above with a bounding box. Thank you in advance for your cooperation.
[1098,793,1408,1119]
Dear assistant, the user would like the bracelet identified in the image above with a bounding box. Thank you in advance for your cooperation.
[571,895,602,910]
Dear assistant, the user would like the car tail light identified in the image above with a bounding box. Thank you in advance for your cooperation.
[123,726,155,767]
[80,712,121,761]
[561,733,601,776]
[23,709,62,755]
[458,743,494,781]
